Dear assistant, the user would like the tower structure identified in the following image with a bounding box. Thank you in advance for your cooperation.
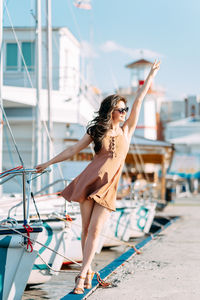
[118,58,164,140]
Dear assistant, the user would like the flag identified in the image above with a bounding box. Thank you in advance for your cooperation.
[73,0,92,10]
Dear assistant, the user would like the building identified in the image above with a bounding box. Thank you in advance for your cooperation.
[117,59,165,140]
[3,27,80,96]
[160,100,185,123]
[165,116,200,154]
[2,27,101,194]
[160,95,200,125]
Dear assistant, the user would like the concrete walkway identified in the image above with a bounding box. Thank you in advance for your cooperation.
[88,196,200,300]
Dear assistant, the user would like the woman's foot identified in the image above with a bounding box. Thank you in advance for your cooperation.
[84,270,95,289]
[73,275,85,294]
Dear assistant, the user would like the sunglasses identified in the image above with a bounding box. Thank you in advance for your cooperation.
[114,107,129,114]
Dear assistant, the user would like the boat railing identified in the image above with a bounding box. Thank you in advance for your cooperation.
[34,178,73,196]
[6,173,73,221]
[0,168,49,225]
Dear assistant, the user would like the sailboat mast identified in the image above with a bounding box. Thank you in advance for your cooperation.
[34,0,42,191]
[46,0,53,190]
[0,0,3,196]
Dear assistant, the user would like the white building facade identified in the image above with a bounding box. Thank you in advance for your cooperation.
[3,27,80,97]
[2,27,100,194]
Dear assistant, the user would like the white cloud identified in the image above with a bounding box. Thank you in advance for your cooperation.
[80,40,98,58]
[101,40,163,59]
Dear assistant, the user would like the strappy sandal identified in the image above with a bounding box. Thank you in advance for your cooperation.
[73,275,86,294]
[84,271,95,289]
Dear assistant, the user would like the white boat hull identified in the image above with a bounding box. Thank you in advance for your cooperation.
[27,219,71,285]
[0,226,41,300]
[64,214,82,263]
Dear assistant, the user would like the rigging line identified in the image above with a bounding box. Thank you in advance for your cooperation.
[0,103,25,167]
[66,0,82,41]
[131,145,144,174]
[1,224,82,266]
[42,2,101,104]
[132,137,150,181]
[105,56,120,92]
[29,1,37,170]
[136,148,149,181]
[3,123,22,186]
[4,2,97,185]
[66,0,98,89]
[4,2,34,90]
[3,0,10,16]
[41,5,97,157]
[87,7,120,93]
[53,214,141,253]
[131,152,142,174]
[4,3,65,183]
[37,252,78,273]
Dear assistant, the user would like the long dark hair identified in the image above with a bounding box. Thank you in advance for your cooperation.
[87,94,127,153]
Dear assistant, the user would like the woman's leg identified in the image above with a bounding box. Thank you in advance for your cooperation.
[79,199,95,272]
[79,201,110,277]
[74,199,95,293]
[74,201,110,293]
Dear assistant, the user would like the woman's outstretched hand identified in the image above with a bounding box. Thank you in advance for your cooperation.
[35,162,50,173]
[150,59,161,76]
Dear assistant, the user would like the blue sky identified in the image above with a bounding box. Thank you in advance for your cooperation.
[3,0,200,99]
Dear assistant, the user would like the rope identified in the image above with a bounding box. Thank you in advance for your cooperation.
[1,225,82,266]
[23,224,33,252]
[30,192,41,222]
[96,272,111,287]
[37,254,113,288]
[37,252,77,273]
[0,165,23,178]
[35,191,62,198]
[53,214,141,254]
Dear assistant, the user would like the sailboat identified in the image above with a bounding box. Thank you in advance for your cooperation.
[0,167,44,300]
[0,0,74,289]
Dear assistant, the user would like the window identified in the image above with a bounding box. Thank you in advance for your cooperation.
[6,43,18,71]
[21,42,35,71]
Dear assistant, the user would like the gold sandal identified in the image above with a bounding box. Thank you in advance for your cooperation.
[84,271,95,289]
[73,275,86,294]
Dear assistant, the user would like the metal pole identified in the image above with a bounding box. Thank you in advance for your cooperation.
[34,0,42,192]
[22,172,27,224]
[46,0,53,191]
[0,0,3,197]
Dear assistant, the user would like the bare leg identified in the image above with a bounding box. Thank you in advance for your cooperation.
[79,199,95,273]
[80,202,110,276]
[74,201,110,293]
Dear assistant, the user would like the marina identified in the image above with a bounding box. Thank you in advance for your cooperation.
[21,195,200,300]
[0,1,200,299]
[21,211,178,299]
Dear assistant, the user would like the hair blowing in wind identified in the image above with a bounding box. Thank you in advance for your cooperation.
[87,94,127,153]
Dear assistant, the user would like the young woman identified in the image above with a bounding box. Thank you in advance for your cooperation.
[36,59,160,294]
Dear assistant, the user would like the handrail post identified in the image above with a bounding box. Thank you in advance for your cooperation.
[22,172,27,225]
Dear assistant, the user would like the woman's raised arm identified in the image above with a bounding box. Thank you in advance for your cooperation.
[123,59,161,139]
[35,133,93,172]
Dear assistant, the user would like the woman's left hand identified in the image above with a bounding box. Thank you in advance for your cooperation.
[150,59,161,76]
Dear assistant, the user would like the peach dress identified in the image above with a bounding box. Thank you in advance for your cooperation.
[61,131,129,211]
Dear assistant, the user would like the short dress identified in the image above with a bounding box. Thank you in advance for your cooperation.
[61,131,129,211]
